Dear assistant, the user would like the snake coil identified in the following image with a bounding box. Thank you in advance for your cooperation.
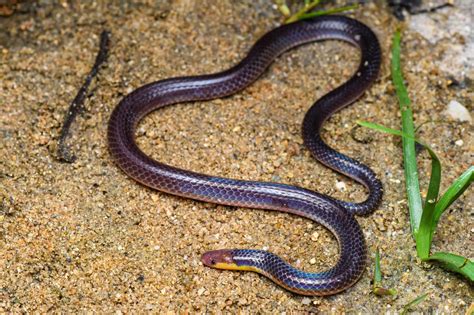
[108,15,382,295]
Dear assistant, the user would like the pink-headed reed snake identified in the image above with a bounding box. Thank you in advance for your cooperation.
[108,15,382,296]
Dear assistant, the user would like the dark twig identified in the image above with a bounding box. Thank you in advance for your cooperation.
[388,0,453,20]
[409,2,453,15]
[57,30,111,163]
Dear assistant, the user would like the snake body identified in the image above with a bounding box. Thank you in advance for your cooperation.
[108,15,382,296]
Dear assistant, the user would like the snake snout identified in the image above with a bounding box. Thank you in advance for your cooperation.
[201,249,234,268]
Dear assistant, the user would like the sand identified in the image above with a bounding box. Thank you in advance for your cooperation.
[0,0,472,313]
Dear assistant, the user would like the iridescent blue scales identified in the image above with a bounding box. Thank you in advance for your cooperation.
[108,15,382,295]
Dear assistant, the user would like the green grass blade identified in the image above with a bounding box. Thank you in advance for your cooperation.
[416,144,442,259]
[356,121,403,136]
[433,166,473,231]
[401,293,428,315]
[392,30,423,235]
[420,146,441,212]
[427,252,474,281]
[284,1,357,24]
[285,0,321,23]
[374,248,382,284]
[297,4,358,21]
[373,248,397,296]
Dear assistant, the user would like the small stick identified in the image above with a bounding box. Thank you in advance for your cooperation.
[57,30,111,163]
[410,2,453,15]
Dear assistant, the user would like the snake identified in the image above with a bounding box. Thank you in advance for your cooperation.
[107,15,382,296]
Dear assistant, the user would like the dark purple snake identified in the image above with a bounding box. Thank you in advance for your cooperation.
[108,15,382,296]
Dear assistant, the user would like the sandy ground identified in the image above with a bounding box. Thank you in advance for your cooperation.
[0,0,472,313]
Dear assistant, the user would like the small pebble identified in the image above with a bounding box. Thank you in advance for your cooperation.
[454,139,463,146]
[145,304,154,310]
[302,298,311,305]
[335,181,346,191]
[311,231,319,241]
[309,258,316,265]
[444,100,472,122]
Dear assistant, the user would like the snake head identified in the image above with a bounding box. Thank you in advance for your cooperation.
[202,249,258,272]
[201,249,234,269]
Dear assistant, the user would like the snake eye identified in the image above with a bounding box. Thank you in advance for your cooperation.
[211,259,216,265]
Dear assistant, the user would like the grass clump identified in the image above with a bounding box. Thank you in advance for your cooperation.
[359,29,473,281]
[274,0,358,23]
